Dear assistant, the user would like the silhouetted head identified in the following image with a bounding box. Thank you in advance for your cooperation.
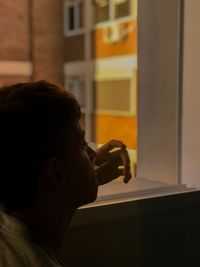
[0,80,97,213]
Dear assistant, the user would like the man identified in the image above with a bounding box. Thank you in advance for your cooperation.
[0,80,131,266]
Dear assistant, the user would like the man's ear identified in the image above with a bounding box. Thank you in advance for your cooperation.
[43,157,65,191]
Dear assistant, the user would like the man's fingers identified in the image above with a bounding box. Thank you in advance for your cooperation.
[95,162,123,185]
[95,140,126,165]
[94,140,132,184]
[123,173,132,184]
[120,149,131,171]
[108,148,132,183]
[107,140,126,150]
[120,149,132,183]
[109,149,131,176]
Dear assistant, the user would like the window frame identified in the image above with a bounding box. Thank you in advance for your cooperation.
[93,0,134,26]
[65,76,86,111]
[64,0,84,37]
[137,0,182,185]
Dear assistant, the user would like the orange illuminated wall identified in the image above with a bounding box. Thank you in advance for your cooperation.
[94,17,137,149]
[95,20,137,58]
[95,74,138,149]
[95,115,137,149]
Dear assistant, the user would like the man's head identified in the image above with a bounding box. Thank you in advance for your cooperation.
[0,80,97,213]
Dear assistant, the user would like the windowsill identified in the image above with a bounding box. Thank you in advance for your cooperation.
[81,177,195,209]
[69,180,197,228]
[64,28,85,37]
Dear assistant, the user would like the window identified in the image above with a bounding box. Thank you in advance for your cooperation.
[94,79,131,114]
[94,0,109,23]
[64,0,84,35]
[94,0,132,24]
[66,76,85,110]
[63,0,200,206]
[115,0,131,19]
[0,0,199,209]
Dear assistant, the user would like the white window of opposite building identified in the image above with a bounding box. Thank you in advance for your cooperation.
[64,0,84,36]
[66,76,86,111]
[93,0,132,24]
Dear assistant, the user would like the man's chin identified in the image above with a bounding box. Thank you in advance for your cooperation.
[77,188,98,208]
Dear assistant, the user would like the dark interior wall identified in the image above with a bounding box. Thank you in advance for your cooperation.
[62,191,200,267]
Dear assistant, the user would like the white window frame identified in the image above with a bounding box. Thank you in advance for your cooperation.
[64,60,95,141]
[93,0,137,27]
[66,76,86,111]
[64,0,84,37]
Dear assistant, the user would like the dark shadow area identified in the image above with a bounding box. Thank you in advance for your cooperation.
[62,191,200,267]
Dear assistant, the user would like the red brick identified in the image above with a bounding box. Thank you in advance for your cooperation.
[32,0,64,84]
[0,75,31,86]
[0,0,31,61]
[64,34,85,62]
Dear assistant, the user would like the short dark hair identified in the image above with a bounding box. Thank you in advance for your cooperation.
[0,80,80,212]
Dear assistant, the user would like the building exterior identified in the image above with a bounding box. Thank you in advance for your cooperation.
[0,0,137,160]
[64,0,137,150]
[0,0,64,85]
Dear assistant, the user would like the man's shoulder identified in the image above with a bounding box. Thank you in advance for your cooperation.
[0,231,29,267]
[0,232,64,267]
[0,212,64,267]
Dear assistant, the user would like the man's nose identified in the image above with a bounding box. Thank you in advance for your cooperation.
[86,145,96,162]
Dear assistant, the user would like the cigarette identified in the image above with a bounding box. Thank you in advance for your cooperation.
[109,147,122,154]
[118,165,124,170]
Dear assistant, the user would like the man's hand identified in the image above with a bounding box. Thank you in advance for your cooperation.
[92,140,132,186]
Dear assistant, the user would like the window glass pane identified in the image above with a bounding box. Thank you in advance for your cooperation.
[94,80,131,112]
[67,77,85,109]
[94,0,110,23]
[69,6,75,30]
[66,1,83,32]
[79,2,84,28]
[115,0,131,18]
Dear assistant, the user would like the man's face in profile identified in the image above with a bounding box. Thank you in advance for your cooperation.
[61,122,98,208]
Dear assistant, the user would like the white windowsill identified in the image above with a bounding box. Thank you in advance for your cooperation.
[70,179,197,228]
[81,177,194,209]
[64,28,85,37]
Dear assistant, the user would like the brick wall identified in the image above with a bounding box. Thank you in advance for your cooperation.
[0,75,31,86]
[0,0,86,85]
[0,0,31,61]
[31,0,64,84]
[64,34,85,62]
